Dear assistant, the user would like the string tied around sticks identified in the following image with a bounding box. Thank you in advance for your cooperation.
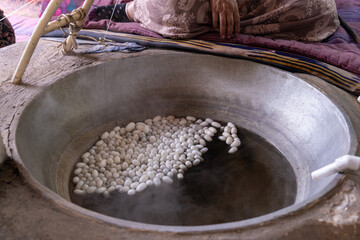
[58,12,80,53]
[58,8,115,54]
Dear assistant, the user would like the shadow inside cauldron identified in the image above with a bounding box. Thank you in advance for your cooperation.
[70,127,297,226]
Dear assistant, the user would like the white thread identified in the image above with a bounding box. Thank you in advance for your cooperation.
[104,0,120,39]
[0,0,36,22]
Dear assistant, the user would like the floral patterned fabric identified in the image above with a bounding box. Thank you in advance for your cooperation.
[133,0,339,40]
[0,9,15,48]
[133,0,211,39]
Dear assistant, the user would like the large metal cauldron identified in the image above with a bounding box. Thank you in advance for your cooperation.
[12,53,357,232]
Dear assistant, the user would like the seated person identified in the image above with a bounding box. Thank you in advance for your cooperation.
[0,9,15,48]
[91,0,339,41]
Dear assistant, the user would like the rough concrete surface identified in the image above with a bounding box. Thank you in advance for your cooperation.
[0,40,360,239]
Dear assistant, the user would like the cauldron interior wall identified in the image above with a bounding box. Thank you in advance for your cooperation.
[14,53,356,227]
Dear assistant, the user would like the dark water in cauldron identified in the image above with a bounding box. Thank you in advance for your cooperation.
[70,127,297,226]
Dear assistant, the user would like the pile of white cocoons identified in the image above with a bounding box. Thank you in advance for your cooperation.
[72,116,241,198]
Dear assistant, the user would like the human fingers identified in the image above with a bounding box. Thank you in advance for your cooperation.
[226,11,234,38]
[219,10,227,39]
[234,7,240,35]
[212,6,219,30]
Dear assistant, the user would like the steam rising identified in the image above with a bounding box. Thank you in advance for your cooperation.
[70,127,297,226]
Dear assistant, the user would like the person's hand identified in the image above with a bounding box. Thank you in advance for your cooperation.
[210,0,240,39]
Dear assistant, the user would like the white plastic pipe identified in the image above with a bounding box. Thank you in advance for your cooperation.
[311,155,360,181]
[11,0,62,84]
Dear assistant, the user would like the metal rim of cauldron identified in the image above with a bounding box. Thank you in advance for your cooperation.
[8,53,358,233]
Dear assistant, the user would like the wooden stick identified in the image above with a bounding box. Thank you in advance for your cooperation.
[11,0,62,84]
[43,0,94,34]
[62,0,94,53]
[11,0,94,84]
